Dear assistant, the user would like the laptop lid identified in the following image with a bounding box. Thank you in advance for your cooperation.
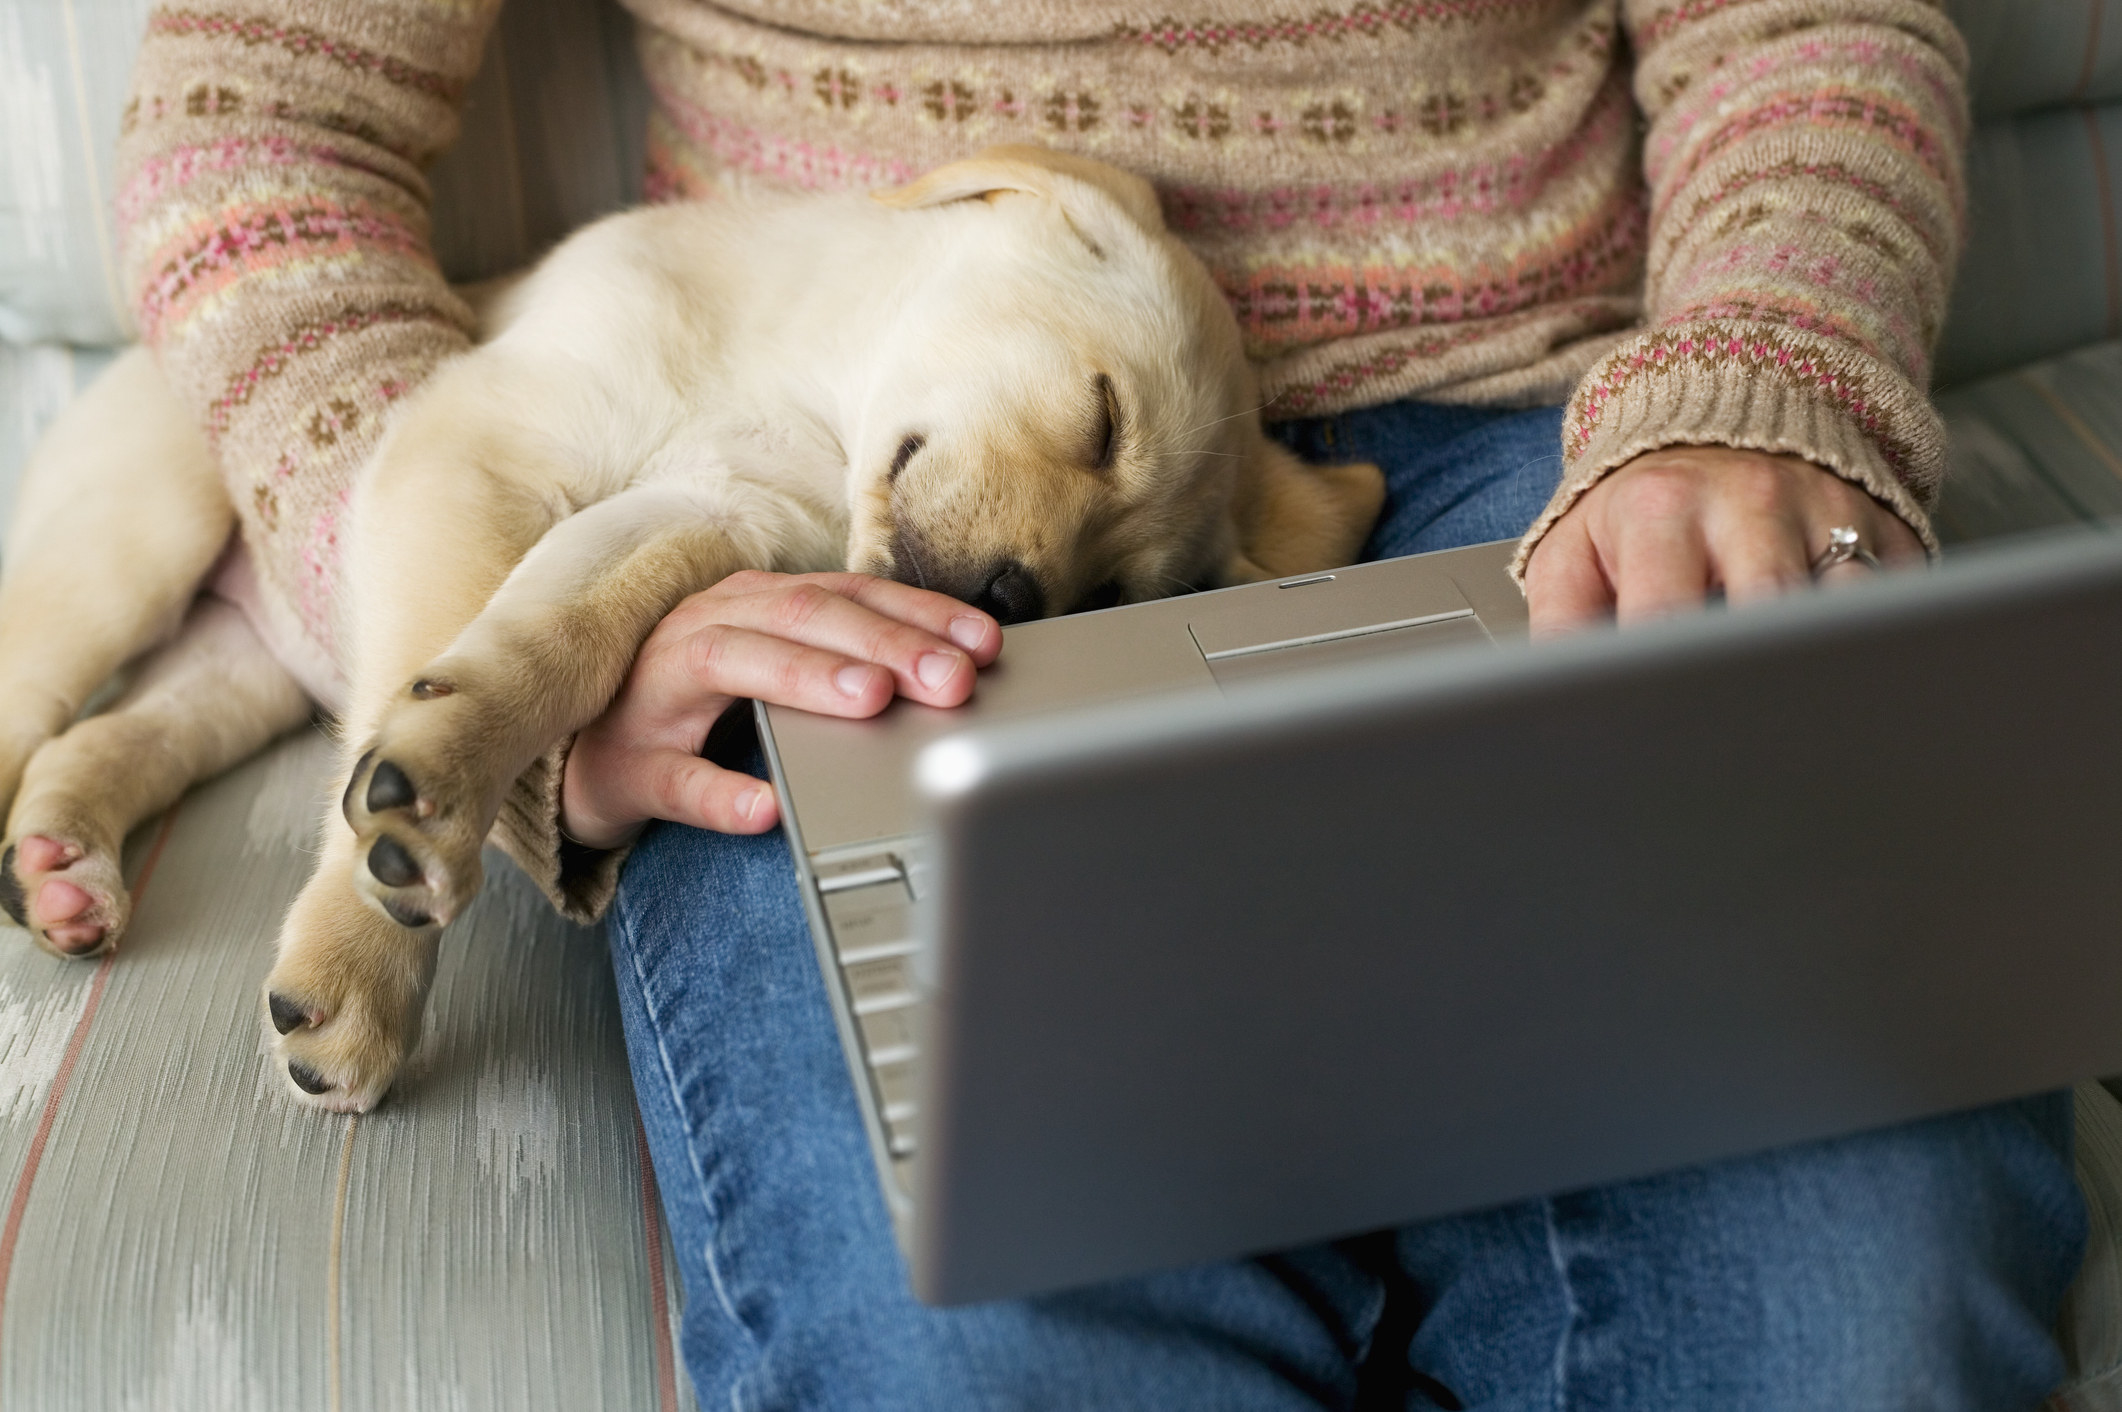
[908,527,2122,1305]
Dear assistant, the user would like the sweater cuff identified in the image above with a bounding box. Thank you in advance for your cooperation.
[489,736,627,925]
[1512,322,1949,584]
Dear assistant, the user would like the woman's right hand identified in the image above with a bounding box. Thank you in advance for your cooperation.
[559,571,1001,849]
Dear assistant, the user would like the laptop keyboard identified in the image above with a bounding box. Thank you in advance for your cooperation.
[813,844,933,1168]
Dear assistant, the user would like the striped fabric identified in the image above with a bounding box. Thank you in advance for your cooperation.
[1939,105,2122,388]
[1945,0,2122,119]
[1934,337,2122,541]
[0,727,696,1411]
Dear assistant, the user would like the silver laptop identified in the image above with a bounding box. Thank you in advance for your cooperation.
[756,528,2122,1305]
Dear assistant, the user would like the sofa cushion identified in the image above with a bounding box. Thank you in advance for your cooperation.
[0,728,696,1410]
[1946,0,2122,118]
[1938,106,2122,389]
[1934,337,2122,540]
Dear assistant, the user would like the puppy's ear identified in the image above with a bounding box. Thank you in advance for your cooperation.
[874,144,1164,247]
[1222,438,1386,583]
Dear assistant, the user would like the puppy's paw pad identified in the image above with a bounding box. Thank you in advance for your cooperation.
[3,834,127,957]
[340,745,481,929]
[364,760,422,815]
[267,990,321,1035]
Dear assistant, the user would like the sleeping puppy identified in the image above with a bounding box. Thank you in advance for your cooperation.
[0,146,1383,1110]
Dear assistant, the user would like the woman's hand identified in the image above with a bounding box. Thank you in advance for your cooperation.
[560,571,1001,849]
[1523,446,1926,636]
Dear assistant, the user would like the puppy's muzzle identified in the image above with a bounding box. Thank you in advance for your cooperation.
[893,555,1045,624]
[962,560,1044,624]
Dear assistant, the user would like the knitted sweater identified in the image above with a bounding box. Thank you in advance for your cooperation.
[115,0,1970,921]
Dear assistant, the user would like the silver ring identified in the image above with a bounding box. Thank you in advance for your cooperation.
[1810,525,1880,577]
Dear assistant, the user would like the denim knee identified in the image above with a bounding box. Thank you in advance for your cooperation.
[1546,1095,2086,1410]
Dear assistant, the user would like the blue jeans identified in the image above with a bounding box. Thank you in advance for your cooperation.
[609,399,2086,1410]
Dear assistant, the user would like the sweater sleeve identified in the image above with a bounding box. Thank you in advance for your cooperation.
[1513,0,1971,577]
[118,2,625,923]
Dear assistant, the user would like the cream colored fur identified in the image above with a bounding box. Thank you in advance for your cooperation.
[0,148,1382,1110]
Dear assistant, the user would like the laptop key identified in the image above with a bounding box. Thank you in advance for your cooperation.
[814,854,904,893]
[859,1006,919,1065]
[823,883,914,962]
[845,953,918,1013]
[874,1059,918,1123]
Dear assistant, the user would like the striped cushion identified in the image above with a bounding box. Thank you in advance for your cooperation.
[1946,0,2122,118]
[1934,337,2122,541]
[1939,105,2122,389]
[0,728,696,1410]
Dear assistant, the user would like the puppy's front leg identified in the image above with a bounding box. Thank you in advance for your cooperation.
[269,485,758,1107]
[340,483,758,927]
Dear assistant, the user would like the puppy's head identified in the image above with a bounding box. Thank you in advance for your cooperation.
[848,146,1383,622]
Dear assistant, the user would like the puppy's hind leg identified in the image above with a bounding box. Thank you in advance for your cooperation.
[0,349,234,822]
[4,595,310,956]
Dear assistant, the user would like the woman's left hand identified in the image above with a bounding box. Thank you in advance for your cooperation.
[1522,445,1926,637]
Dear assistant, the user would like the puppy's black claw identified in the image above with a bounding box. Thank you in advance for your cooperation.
[268,992,309,1035]
[287,1061,333,1094]
[341,749,377,822]
[365,760,417,814]
[0,845,24,926]
[368,835,420,889]
[382,897,434,930]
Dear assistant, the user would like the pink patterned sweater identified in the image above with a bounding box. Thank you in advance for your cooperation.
[114,0,1969,919]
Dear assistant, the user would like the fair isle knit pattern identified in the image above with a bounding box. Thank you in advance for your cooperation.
[116,0,1968,920]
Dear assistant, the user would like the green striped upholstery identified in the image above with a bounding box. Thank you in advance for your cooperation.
[0,730,697,1411]
[1936,338,2122,540]
[1945,0,2122,118]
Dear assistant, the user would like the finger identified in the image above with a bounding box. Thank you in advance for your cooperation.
[1524,515,1614,637]
[1611,510,1711,623]
[693,581,982,705]
[714,570,1002,665]
[1805,483,1911,586]
[633,750,780,835]
[1707,497,1810,606]
[655,623,907,721]
[1868,507,1926,563]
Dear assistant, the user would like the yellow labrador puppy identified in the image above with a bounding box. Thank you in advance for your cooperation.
[0,147,1382,1110]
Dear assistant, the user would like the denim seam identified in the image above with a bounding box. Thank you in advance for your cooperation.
[1541,1196,1577,1412]
[616,896,755,1345]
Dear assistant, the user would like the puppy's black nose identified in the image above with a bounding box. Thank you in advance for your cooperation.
[966,561,1044,625]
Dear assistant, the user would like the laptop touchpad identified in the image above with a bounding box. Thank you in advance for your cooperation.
[1189,569,1492,689]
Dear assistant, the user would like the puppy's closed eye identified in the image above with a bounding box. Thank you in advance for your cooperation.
[890,434,925,481]
[1088,374,1120,472]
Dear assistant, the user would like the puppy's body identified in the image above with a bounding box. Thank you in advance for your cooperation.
[0,149,1382,1110]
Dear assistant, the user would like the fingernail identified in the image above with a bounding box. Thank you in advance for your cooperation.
[916,651,960,690]
[738,786,769,822]
[835,664,874,698]
[948,615,987,651]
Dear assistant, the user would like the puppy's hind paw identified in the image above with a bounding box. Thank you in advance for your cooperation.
[2,833,129,958]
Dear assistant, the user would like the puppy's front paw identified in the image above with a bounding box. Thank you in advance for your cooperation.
[341,717,489,930]
[263,872,440,1112]
[1,831,129,958]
